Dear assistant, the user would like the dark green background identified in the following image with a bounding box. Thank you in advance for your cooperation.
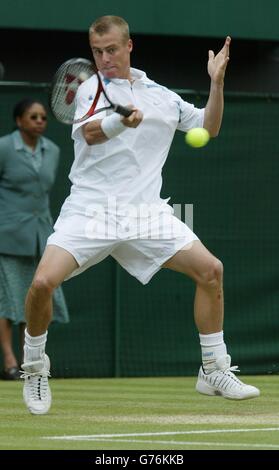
[1,0,279,40]
[1,84,278,377]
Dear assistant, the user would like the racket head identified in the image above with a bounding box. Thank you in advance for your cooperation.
[49,58,95,124]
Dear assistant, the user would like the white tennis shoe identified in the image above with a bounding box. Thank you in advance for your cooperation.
[196,354,260,400]
[21,354,51,414]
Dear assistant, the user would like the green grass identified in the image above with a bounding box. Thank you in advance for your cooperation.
[0,376,279,450]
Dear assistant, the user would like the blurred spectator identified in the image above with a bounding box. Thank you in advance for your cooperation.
[0,99,69,380]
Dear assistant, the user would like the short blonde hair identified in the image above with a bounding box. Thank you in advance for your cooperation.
[89,15,130,43]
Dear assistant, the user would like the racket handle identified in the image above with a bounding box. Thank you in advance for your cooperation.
[114,105,133,117]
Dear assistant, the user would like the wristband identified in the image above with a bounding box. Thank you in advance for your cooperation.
[101,113,126,139]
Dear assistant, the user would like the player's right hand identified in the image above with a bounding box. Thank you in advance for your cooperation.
[122,106,143,128]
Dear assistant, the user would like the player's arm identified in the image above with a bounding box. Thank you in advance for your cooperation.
[82,108,143,145]
[203,36,231,137]
[82,119,108,145]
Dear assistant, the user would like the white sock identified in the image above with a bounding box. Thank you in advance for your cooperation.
[199,331,227,373]
[23,329,48,363]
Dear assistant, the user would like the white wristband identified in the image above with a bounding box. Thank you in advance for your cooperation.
[101,113,126,139]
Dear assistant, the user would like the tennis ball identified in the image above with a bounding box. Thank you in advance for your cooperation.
[185,128,210,148]
[78,72,89,82]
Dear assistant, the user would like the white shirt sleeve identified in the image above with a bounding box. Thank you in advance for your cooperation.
[177,100,205,131]
[169,91,205,132]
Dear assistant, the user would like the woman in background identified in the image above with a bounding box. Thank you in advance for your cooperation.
[0,99,69,379]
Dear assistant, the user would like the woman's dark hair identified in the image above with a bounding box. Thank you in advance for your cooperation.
[13,99,45,121]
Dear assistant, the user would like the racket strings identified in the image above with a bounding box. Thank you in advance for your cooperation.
[50,57,131,124]
[50,59,94,124]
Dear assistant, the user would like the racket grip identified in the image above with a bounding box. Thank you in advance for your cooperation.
[114,105,133,117]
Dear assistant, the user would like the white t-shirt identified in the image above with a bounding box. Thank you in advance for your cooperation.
[68,68,204,212]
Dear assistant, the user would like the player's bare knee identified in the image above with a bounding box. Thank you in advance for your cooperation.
[31,275,56,296]
[198,258,223,289]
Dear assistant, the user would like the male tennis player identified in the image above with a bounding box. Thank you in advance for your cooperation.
[21,16,259,414]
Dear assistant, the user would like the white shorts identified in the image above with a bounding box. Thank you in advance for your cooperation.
[47,205,199,285]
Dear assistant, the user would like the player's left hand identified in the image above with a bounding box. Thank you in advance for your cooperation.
[207,36,231,86]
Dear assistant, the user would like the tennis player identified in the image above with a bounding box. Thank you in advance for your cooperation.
[21,15,259,414]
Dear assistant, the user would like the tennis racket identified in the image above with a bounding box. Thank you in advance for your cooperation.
[49,58,133,124]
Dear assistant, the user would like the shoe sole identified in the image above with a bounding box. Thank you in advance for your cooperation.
[196,379,260,400]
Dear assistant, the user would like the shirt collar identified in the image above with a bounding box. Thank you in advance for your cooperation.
[100,68,148,86]
[12,129,48,152]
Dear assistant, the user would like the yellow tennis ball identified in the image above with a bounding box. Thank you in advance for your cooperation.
[185,128,210,148]
[78,72,89,82]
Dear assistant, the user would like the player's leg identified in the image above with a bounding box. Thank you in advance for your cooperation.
[25,245,78,336]
[163,240,223,335]
[163,240,259,400]
[21,245,78,415]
